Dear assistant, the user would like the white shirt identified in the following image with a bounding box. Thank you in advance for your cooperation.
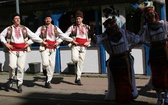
[96,28,140,55]
[0,25,43,44]
[35,25,73,43]
[65,23,89,39]
[139,20,168,42]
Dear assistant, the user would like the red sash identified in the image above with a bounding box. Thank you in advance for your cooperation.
[10,42,26,51]
[75,38,87,45]
[45,40,56,49]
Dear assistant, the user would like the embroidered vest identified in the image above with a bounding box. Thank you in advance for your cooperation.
[39,25,58,51]
[63,24,91,47]
[4,25,30,52]
[70,24,90,39]
[40,25,58,39]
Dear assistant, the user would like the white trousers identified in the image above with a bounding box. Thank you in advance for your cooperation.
[41,49,56,83]
[9,51,26,86]
[71,46,86,80]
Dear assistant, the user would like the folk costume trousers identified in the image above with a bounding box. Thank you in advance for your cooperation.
[41,49,56,83]
[9,51,26,86]
[71,45,86,80]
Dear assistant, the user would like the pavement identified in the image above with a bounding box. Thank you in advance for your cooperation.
[0,72,158,105]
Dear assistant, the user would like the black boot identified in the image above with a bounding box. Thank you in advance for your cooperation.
[16,80,22,93]
[157,100,163,105]
[7,78,14,88]
[75,79,82,85]
[17,85,22,93]
[74,75,82,85]
[45,82,52,89]
[43,69,47,76]
[45,75,51,88]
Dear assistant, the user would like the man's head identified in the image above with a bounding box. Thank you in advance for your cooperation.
[143,7,159,23]
[75,10,83,25]
[44,12,52,25]
[11,13,21,26]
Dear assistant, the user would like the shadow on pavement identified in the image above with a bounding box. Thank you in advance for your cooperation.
[0,75,157,105]
[18,92,156,105]
[22,76,64,88]
[137,86,156,99]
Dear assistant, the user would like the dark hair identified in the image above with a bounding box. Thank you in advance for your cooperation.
[142,7,160,22]
[144,11,160,23]
[44,12,51,19]
[11,13,20,20]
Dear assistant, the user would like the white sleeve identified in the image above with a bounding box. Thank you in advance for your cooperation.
[57,26,73,42]
[96,34,106,45]
[57,38,63,43]
[125,30,140,44]
[162,20,168,35]
[65,25,73,36]
[35,27,42,36]
[26,27,43,44]
[0,27,9,44]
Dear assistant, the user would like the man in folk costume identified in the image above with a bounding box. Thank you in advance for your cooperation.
[65,10,91,85]
[35,13,74,88]
[0,13,47,93]
[138,7,168,105]
[91,17,140,104]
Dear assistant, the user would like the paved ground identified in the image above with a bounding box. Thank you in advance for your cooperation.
[0,72,158,105]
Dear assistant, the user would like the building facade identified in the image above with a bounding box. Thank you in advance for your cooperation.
[0,0,166,75]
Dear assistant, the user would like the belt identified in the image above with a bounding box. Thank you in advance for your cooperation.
[151,40,166,46]
[11,47,26,51]
[10,42,26,51]
[45,40,56,49]
[75,44,86,47]
[45,44,56,49]
[110,51,130,58]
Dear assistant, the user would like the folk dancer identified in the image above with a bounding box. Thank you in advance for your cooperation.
[35,13,74,88]
[0,13,47,93]
[65,10,91,85]
[138,7,168,105]
[91,17,140,104]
